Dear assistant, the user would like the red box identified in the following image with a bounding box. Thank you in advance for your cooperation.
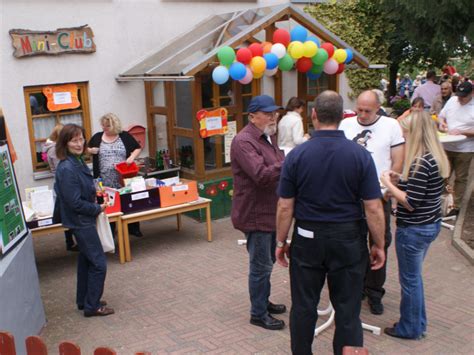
[115,162,139,186]
[158,179,199,208]
[104,187,121,214]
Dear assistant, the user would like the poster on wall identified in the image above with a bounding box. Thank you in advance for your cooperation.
[196,108,228,138]
[0,144,28,256]
[224,121,237,163]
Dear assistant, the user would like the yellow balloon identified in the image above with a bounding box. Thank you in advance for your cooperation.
[250,56,266,74]
[303,41,318,58]
[253,71,264,79]
[289,41,304,59]
[333,49,348,64]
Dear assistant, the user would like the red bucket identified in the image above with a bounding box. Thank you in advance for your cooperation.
[115,162,139,186]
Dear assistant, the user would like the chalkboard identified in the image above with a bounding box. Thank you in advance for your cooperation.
[0,144,28,256]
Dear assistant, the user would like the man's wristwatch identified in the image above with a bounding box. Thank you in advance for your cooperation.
[277,240,287,248]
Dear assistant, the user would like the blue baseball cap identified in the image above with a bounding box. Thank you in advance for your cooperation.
[247,95,282,113]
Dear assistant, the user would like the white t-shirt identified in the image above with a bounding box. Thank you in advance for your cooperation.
[339,115,405,179]
[438,96,474,152]
[278,111,308,151]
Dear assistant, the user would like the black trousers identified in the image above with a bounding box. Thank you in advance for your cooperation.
[289,220,368,355]
[365,199,392,302]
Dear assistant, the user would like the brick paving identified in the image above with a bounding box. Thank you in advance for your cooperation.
[33,215,474,354]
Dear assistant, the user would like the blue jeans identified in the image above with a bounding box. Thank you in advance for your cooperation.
[73,225,107,312]
[395,222,441,339]
[245,231,276,317]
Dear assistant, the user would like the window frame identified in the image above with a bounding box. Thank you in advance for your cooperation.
[23,82,92,172]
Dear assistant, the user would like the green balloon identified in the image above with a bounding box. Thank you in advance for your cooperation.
[312,48,328,66]
[278,54,294,71]
[311,63,324,74]
[217,46,236,66]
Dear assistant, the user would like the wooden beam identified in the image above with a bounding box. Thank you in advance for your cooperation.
[144,82,156,156]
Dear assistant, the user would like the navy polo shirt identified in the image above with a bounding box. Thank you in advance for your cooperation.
[278,130,382,222]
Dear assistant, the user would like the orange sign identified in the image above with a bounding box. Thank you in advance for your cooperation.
[196,108,228,138]
[42,84,80,112]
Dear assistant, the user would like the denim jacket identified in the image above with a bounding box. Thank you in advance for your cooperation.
[54,155,101,229]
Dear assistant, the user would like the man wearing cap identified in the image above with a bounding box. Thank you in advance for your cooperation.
[231,94,286,330]
[439,81,474,216]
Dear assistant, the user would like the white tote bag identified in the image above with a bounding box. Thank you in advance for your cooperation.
[96,212,115,253]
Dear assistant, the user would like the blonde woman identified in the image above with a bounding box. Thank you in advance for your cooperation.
[88,113,143,237]
[380,111,449,340]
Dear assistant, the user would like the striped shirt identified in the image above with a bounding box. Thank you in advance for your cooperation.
[396,153,444,225]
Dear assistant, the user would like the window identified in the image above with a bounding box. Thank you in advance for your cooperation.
[24,82,91,171]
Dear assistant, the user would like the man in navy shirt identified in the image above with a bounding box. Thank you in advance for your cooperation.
[276,91,385,355]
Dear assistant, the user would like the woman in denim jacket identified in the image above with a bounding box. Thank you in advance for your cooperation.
[54,124,114,317]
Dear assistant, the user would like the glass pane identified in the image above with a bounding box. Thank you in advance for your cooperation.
[33,116,56,139]
[242,95,252,112]
[204,136,217,171]
[175,81,193,129]
[152,82,165,106]
[176,136,194,170]
[201,74,214,108]
[219,81,234,106]
[60,113,82,126]
[154,114,168,150]
[308,73,329,96]
[242,83,252,94]
[29,93,48,114]
[306,101,315,134]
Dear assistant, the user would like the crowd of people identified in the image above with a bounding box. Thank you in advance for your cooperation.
[230,76,472,354]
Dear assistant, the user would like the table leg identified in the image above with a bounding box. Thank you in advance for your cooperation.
[123,222,132,262]
[176,213,181,231]
[205,203,212,242]
[116,218,125,264]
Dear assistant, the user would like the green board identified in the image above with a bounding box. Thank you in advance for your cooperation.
[0,144,28,256]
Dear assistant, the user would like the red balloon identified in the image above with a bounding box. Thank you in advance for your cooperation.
[321,43,335,58]
[336,63,345,74]
[236,47,252,64]
[273,28,291,47]
[248,43,264,57]
[296,57,313,73]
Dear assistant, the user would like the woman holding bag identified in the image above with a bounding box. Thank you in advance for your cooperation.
[380,111,449,339]
[55,124,114,317]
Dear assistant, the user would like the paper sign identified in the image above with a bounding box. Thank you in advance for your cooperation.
[206,116,223,130]
[172,185,189,192]
[53,92,72,105]
[131,191,149,201]
[224,121,237,163]
[196,108,228,138]
[38,218,53,227]
[31,189,54,217]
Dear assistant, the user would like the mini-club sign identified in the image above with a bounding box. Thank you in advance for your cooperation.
[9,25,96,58]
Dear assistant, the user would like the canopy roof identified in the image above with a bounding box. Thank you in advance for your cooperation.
[118,3,370,81]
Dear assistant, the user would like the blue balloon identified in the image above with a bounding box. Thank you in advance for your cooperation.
[345,49,354,64]
[229,62,246,80]
[307,71,322,80]
[307,36,321,47]
[212,65,230,84]
[263,53,279,70]
[290,25,308,42]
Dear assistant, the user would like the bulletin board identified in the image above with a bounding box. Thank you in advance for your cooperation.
[0,144,28,256]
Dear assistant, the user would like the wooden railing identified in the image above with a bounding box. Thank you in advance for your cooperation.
[0,331,151,355]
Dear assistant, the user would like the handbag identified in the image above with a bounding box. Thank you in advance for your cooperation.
[96,212,115,253]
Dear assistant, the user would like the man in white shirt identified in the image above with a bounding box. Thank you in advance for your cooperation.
[339,90,405,315]
[439,81,474,216]
[411,70,441,109]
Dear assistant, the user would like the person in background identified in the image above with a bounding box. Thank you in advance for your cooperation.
[55,124,114,317]
[397,97,425,127]
[372,89,388,116]
[399,74,413,98]
[44,123,78,251]
[411,70,440,110]
[438,81,474,216]
[381,111,449,339]
[231,95,286,331]
[339,90,405,315]
[276,91,385,355]
[88,113,143,237]
[277,97,310,154]
[412,75,422,92]
[431,81,453,115]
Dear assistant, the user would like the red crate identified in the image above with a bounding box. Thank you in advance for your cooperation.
[115,162,139,186]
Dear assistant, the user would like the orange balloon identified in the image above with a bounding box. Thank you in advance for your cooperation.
[262,41,273,54]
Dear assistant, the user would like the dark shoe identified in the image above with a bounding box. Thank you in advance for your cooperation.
[131,230,143,238]
[67,244,79,252]
[368,300,384,315]
[84,306,115,317]
[445,208,459,217]
[267,302,286,314]
[250,314,285,330]
[78,300,107,311]
[384,327,422,340]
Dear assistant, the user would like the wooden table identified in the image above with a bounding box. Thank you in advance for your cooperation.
[30,212,126,264]
[120,197,212,262]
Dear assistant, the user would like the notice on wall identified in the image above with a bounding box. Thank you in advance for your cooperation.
[224,121,237,163]
[0,144,28,256]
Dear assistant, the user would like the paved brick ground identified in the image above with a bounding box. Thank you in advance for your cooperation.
[33,215,473,354]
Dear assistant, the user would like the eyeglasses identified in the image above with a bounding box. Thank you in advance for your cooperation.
[257,111,279,118]
[69,138,85,144]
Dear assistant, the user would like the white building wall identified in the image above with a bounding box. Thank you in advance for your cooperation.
[1,0,287,195]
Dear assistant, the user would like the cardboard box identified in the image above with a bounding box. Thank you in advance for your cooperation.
[104,187,121,214]
[26,216,56,229]
[158,179,198,208]
[119,187,161,214]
